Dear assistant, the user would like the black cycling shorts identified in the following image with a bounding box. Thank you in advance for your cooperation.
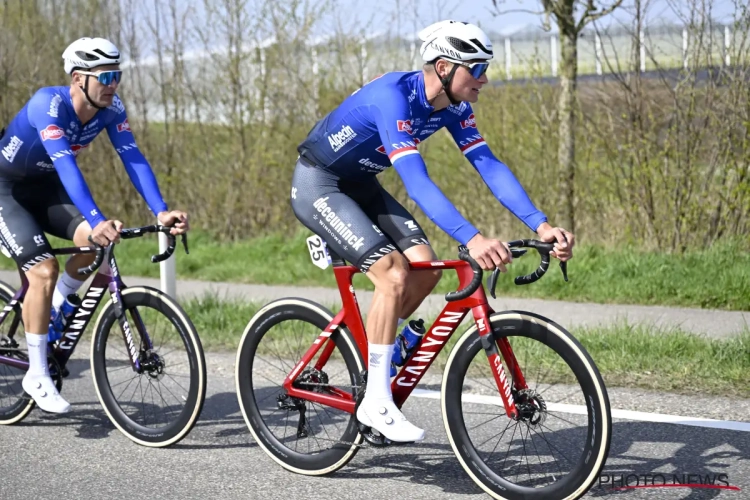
[290,158,430,273]
[0,175,85,271]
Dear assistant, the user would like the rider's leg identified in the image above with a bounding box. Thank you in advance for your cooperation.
[289,162,424,441]
[397,244,442,320]
[52,221,94,311]
[363,252,409,344]
[21,257,71,413]
[18,178,88,413]
[357,251,425,442]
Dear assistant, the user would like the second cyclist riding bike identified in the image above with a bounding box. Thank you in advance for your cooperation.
[0,225,206,447]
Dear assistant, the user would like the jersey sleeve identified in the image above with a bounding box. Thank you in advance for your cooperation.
[368,92,479,245]
[105,101,168,217]
[446,106,547,233]
[26,91,107,227]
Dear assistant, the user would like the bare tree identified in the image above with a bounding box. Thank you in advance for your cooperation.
[492,0,624,233]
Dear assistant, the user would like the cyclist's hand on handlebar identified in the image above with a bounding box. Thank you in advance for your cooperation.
[91,219,123,246]
[466,233,512,272]
[536,222,575,261]
[157,210,190,235]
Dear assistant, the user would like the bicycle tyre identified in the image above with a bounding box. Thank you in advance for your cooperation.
[442,310,611,500]
[236,298,364,475]
[0,280,34,424]
[90,286,206,447]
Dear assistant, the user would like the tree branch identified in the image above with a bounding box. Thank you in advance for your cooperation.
[490,7,546,17]
[577,0,625,31]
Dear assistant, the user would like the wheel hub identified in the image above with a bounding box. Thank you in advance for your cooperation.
[139,350,165,378]
[514,389,547,426]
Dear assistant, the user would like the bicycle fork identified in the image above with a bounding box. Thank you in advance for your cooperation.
[107,266,153,374]
[473,306,528,420]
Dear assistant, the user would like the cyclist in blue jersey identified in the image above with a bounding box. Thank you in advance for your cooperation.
[291,20,575,442]
[0,37,189,414]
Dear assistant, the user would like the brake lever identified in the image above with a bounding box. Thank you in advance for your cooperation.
[487,248,527,299]
[181,233,189,254]
[560,261,568,282]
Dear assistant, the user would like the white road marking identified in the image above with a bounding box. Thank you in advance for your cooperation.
[412,389,750,432]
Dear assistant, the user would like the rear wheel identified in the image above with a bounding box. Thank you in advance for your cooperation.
[0,281,34,424]
[442,310,611,500]
[236,298,364,475]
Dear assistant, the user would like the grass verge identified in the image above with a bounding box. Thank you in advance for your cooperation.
[3,230,748,310]
[180,295,750,398]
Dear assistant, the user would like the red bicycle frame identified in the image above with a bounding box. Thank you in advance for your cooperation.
[281,258,529,420]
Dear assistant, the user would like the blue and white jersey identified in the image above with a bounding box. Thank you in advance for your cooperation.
[0,86,167,227]
[298,71,546,244]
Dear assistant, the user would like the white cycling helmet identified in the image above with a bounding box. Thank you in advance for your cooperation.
[62,37,122,74]
[419,20,493,63]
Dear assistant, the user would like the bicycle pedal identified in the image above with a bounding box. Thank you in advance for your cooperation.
[357,422,387,447]
[384,439,414,447]
[357,422,371,434]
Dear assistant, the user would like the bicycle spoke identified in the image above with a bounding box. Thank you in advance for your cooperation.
[546,411,586,428]
[500,420,520,473]
[527,423,557,486]
[137,376,148,426]
[314,402,347,437]
[115,374,139,400]
[467,412,504,431]
[156,377,187,408]
[519,421,533,484]
[163,372,190,395]
[530,424,566,479]
[258,349,295,375]
[475,416,514,450]
[536,423,578,466]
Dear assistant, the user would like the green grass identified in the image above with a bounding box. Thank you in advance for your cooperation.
[5,230,748,310]
[179,295,750,397]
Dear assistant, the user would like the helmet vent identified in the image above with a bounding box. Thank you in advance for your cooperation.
[94,48,121,60]
[446,36,477,53]
[470,38,493,56]
[75,50,100,61]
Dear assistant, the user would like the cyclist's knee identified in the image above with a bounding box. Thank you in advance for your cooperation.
[25,257,59,286]
[369,252,409,298]
[423,267,442,291]
[404,245,442,292]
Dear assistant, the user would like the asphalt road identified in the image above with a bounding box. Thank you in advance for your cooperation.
[0,347,747,500]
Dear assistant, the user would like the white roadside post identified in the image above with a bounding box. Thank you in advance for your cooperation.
[682,28,689,70]
[159,226,176,298]
[504,38,512,80]
[550,35,557,77]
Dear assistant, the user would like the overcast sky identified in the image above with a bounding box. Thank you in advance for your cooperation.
[333,0,739,36]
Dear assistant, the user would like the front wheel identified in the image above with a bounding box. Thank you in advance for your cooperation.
[442,310,611,500]
[90,286,206,447]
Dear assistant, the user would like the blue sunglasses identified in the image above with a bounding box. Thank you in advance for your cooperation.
[458,61,490,79]
[77,70,123,85]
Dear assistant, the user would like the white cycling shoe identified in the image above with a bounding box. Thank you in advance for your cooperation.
[357,398,425,443]
[22,373,71,414]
